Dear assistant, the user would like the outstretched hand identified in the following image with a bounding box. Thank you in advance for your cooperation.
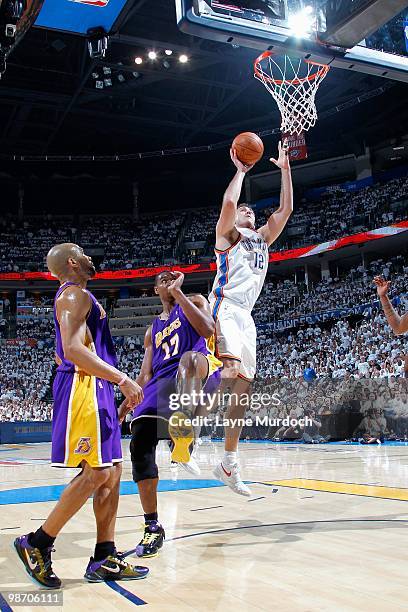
[168,270,185,295]
[270,139,290,170]
[373,275,391,298]
[230,147,254,173]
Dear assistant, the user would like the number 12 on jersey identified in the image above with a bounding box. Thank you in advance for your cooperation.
[253,251,266,272]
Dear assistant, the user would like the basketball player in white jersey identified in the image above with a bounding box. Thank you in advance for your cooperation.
[210,140,292,495]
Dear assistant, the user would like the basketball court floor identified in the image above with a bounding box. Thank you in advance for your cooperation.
[0,440,407,610]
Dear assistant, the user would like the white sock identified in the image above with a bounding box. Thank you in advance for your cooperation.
[223,451,237,466]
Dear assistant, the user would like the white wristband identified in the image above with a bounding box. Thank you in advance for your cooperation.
[117,375,127,386]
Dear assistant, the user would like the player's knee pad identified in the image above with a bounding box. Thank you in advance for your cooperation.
[130,438,158,482]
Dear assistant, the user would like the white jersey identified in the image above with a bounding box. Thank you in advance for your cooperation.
[209,226,268,313]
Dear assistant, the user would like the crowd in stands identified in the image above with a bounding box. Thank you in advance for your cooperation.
[0,171,406,431]
[253,254,408,324]
[258,175,408,250]
[85,214,185,271]
[16,317,54,340]
[0,216,73,273]
[0,174,406,272]
[183,175,408,260]
[0,212,184,272]
[0,343,54,421]
[257,313,406,379]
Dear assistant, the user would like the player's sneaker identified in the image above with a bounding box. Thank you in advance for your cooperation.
[14,534,61,589]
[168,411,194,463]
[135,521,165,558]
[179,455,201,476]
[213,462,252,497]
[84,554,149,582]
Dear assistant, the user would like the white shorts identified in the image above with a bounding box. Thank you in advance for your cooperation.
[211,299,256,381]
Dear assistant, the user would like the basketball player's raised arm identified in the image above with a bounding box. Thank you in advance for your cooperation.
[258,141,293,247]
[135,326,154,388]
[169,272,215,338]
[57,286,143,406]
[374,276,408,335]
[216,149,254,246]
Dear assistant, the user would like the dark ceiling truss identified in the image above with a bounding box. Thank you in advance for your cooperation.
[0,0,406,157]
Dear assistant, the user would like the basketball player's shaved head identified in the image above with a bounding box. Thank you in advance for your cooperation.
[47,243,96,280]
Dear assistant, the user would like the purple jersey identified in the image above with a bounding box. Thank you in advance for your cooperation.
[133,303,222,421]
[54,281,117,372]
[51,282,121,468]
[151,303,211,378]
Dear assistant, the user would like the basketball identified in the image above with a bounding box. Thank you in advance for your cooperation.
[232,132,264,166]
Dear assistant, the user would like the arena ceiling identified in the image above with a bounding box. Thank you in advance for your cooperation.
[0,0,407,154]
[0,0,407,212]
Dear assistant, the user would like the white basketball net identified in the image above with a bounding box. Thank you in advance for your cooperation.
[254,54,329,135]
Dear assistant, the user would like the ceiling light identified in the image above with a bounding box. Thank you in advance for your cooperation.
[179,54,189,63]
[148,51,157,60]
[135,56,143,65]
[288,7,315,38]
[165,49,173,56]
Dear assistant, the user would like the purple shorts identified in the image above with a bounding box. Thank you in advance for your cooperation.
[51,371,122,468]
[132,368,222,423]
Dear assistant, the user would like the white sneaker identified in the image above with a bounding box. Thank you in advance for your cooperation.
[179,455,201,476]
[213,462,252,497]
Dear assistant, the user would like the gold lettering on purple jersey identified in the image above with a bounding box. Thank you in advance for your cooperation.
[155,317,181,348]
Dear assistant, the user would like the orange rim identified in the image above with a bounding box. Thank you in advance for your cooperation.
[254,50,329,86]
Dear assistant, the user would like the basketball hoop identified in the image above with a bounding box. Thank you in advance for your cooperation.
[254,52,330,135]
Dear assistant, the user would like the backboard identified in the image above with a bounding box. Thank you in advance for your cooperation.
[176,0,408,82]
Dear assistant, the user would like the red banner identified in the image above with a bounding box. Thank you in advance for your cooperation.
[0,221,406,282]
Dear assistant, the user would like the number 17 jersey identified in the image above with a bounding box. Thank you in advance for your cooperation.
[210,226,268,314]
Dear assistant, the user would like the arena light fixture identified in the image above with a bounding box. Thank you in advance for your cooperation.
[179,54,189,63]
[135,56,143,65]
[87,27,109,59]
[165,49,173,56]
[148,51,157,60]
[288,5,315,38]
